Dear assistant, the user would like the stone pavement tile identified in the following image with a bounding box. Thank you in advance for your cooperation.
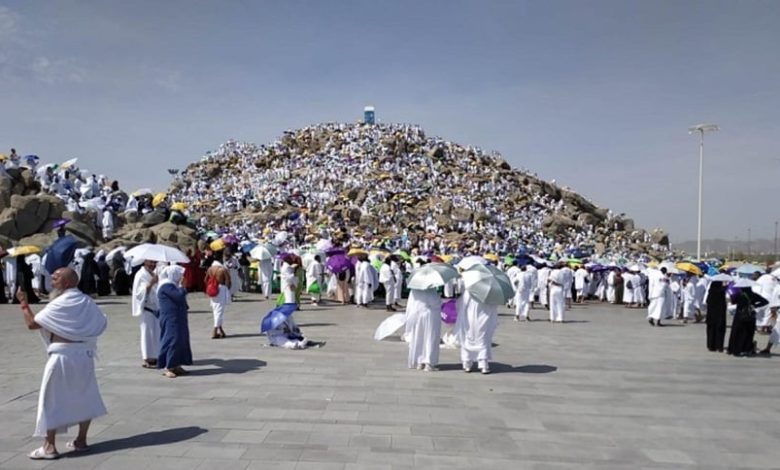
[125,442,193,457]
[146,456,204,470]
[311,423,362,434]
[470,457,535,470]
[344,464,391,470]
[94,455,153,469]
[185,443,247,460]
[298,446,358,464]
[222,430,271,444]
[355,449,414,467]
[295,463,345,470]
[213,420,267,431]
[263,430,311,445]
[348,434,391,449]
[197,459,251,470]
[431,436,477,453]
[306,431,353,447]
[639,448,695,465]
[264,421,315,432]
[240,444,304,461]
[390,435,434,451]
[245,462,296,470]
[246,408,287,420]
[321,410,360,422]
[413,452,474,468]
[362,425,411,435]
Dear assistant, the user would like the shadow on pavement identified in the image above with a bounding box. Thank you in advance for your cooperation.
[296,323,336,328]
[225,333,265,338]
[67,426,208,456]
[492,363,557,374]
[188,358,266,376]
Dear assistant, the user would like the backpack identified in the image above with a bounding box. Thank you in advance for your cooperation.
[205,276,220,297]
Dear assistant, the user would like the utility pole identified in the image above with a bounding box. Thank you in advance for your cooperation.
[775,221,778,261]
[747,228,752,258]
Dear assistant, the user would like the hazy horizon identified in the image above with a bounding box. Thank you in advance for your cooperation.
[2,1,778,242]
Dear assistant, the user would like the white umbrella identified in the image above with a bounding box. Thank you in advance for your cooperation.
[302,251,325,270]
[457,255,488,271]
[709,273,732,282]
[132,188,153,197]
[60,157,78,169]
[373,313,406,341]
[273,231,289,245]
[407,263,459,290]
[461,263,515,305]
[106,246,127,262]
[315,239,333,251]
[772,268,780,278]
[78,197,104,211]
[124,243,189,264]
[250,244,278,261]
[731,278,757,288]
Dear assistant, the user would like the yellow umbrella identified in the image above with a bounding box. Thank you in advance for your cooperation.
[0,153,6,161]
[171,202,187,212]
[721,261,744,270]
[348,248,368,256]
[9,245,41,256]
[647,260,659,268]
[60,157,78,169]
[676,262,702,276]
[484,253,499,263]
[152,192,167,208]
[210,239,226,252]
[439,254,455,263]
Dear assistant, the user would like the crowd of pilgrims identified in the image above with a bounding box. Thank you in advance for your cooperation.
[4,232,778,364]
[171,123,666,257]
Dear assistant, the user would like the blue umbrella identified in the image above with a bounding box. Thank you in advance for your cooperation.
[240,242,257,254]
[736,264,765,276]
[260,303,297,333]
[44,235,80,273]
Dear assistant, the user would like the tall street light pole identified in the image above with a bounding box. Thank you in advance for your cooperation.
[688,123,719,261]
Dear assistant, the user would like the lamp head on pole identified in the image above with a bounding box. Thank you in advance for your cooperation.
[688,123,719,134]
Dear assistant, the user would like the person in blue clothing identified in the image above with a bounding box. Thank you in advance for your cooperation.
[156,265,192,378]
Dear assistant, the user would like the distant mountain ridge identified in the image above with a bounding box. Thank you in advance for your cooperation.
[674,238,777,257]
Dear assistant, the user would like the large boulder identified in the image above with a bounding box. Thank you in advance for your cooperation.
[543,214,577,236]
[651,230,669,247]
[141,210,167,227]
[150,222,198,253]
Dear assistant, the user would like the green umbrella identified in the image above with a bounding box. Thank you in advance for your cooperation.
[407,263,459,290]
[394,250,412,262]
[504,255,515,266]
[461,264,514,305]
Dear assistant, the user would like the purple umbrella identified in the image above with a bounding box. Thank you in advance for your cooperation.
[222,234,239,244]
[441,299,457,324]
[327,254,352,274]
[325,247,346,257]
[52,218,71,229]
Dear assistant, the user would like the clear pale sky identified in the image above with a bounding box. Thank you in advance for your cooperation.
[1,1,778,242]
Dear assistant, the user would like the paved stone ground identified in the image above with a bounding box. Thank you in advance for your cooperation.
[1,293,779,469]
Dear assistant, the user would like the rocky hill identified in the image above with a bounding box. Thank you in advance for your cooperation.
[169,122,670,256]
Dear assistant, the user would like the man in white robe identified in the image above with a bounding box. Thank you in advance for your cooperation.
[755,273,777,332]
[455,290,498,374]
[305,255,324,305]
[537,265,551,308]
[505,264,521,308]
[391,258,403,306]
[681,275,698,323]
[354,258,372,307]
[574,266,589,303]
[647,268,670,326]
[405,287,442,371]
[17,267,107,460]
[561,265,574,309]
[606,269,617,303]
[513,266,533,321]
[259,258,273,300]
[378,259,396,311]
[131,259,160,367]
[101,208,113,240]
[548,266,566,323]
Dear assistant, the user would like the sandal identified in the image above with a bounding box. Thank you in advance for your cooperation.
[28,446,59,460]
[66,441,89,453]
[162,370,177,378]
[141,362,156,369]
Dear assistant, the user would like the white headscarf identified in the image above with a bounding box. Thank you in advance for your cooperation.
[159,265,185,288]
